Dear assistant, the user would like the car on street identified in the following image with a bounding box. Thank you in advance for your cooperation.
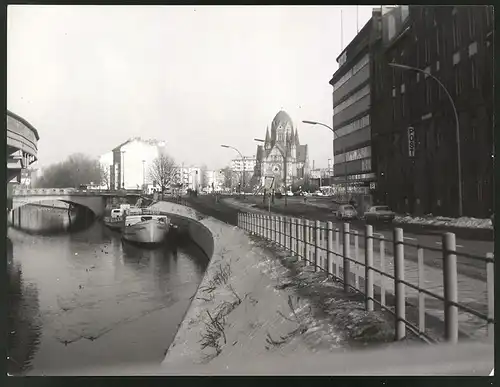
[364,205,396,223]
[286,191,294,196]
[334,204,358,220]
[313,191,324,196]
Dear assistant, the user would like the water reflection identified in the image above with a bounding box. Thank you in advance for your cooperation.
[7,204,209,374]
[9,202,95,236]
[7,237,42,375]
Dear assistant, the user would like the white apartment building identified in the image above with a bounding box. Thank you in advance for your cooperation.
[230,156,257,173]
[99,137,167,191]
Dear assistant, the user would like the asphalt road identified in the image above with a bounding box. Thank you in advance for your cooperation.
[220,196,494,283]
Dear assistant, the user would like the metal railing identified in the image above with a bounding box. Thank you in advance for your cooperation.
[237,211,495,344]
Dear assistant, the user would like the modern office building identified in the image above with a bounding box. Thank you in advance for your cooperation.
[329,12,379,195]
[370,5,494,217]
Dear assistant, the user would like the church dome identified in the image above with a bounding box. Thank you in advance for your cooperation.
[271,110,294,131]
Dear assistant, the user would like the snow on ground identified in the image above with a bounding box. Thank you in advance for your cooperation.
[394,215,493,229]
[161,213,417,373]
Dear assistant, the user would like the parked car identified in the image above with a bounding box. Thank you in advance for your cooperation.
[364,205,396,223]
[334,204,358,220]
[313,191,324,196]
[286,191,294,197]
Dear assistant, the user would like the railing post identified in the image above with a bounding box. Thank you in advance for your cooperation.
[342,222,351,292]
[417,247,426,335]
[273,216,278,243]
[314,220,321,272]
[289,217,293,253]
[486,252,494,341]
[365,224,374,311]
[335,228,340,278]
[283,216,290,250]
[258,214,262,236]
[277,216,282,247]
[379,235,386,306]
[327,221,333,276]
[265,214,270,240]
[393,227,406,340]
[353,229,359,290]
[304,219,310,266]
[297,218,303,260]
[443,232,458,344]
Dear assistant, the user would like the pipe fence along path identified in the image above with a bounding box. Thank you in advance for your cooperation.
[237,211,494,344]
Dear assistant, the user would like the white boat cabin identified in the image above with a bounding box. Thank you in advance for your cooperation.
[124,214,170,227]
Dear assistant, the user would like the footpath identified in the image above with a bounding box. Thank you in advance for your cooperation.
[222,198,490,341]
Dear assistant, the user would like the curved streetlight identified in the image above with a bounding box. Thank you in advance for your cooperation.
[389,62,463,217]
[221,144,245,193]
[302,120,349,199]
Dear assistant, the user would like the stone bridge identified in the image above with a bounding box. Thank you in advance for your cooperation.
[11,188,143,217]
[7,110,39,183]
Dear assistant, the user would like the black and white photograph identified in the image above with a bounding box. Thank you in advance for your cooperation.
[7,5,494,376]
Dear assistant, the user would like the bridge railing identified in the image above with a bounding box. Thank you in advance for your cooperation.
[237,212,495,344]
[11,188,117,196]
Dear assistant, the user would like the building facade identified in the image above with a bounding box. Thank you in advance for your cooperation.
[370,5,494,217]
[173,165,201,191]
[100,137,167,191]
[254,110,309,191]
[329,14,379,195]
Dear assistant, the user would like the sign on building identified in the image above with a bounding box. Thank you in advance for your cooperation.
[407,126,415,157]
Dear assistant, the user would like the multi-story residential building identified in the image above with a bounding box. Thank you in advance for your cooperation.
[329,14,379,195]
[173,165,201,191]
[100,137,167,191]
[370,5,494,217]
[205,169,225,192]
[230,156,257,173]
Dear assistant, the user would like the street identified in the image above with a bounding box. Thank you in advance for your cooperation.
[221,195,494,283]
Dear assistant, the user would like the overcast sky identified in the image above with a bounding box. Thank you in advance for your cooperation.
[8,5,375,170]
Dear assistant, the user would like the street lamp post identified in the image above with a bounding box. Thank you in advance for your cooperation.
[142,160,146,193]
[389,62,463,217]
[254,137,290,207]
[302,120,349,200]
[221,145,245,194]
[121,151,126,189]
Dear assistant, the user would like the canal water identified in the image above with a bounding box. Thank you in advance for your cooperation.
[7,202,209,375]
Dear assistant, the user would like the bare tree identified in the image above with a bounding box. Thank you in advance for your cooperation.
[149,153,177,200]
[99,163,110,190]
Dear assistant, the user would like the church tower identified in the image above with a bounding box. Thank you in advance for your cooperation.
[264,126,271,150]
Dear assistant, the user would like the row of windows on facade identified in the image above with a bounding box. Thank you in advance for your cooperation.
[333,84,370,115]
[335,145,371,164]
[334,114,370,138]
[332,54,370,92]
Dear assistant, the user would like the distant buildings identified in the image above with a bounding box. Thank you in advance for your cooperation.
[173,165,201,192]
[370,6,494,217]
[253,110,310,191]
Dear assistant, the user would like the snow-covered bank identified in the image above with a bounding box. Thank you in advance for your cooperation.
[159,205,409,372]
[394,215,493,230]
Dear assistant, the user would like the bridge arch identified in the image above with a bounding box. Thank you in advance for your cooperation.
[11,190,106,217]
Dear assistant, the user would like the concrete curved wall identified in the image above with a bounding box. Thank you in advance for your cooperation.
[149,202,214,259]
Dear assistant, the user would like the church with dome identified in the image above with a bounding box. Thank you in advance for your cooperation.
[253,110,310,191]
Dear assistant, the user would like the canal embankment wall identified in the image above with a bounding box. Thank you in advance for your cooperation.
[148,201,407,374]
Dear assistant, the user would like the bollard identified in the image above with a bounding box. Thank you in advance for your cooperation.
[304,219,310,265]
[289,217,293,253]
[353,229,359,290]
[335,228,340,278]
[297,218,303,260]
[364,225,374,311]
[393,227,406,340]
[417,247,426,334]
[380,235,386,306]
[342,223,351,292]
[486,253,494,341]
[443,232,458,344]
[327,222,333,276]
[314,220,321,272]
